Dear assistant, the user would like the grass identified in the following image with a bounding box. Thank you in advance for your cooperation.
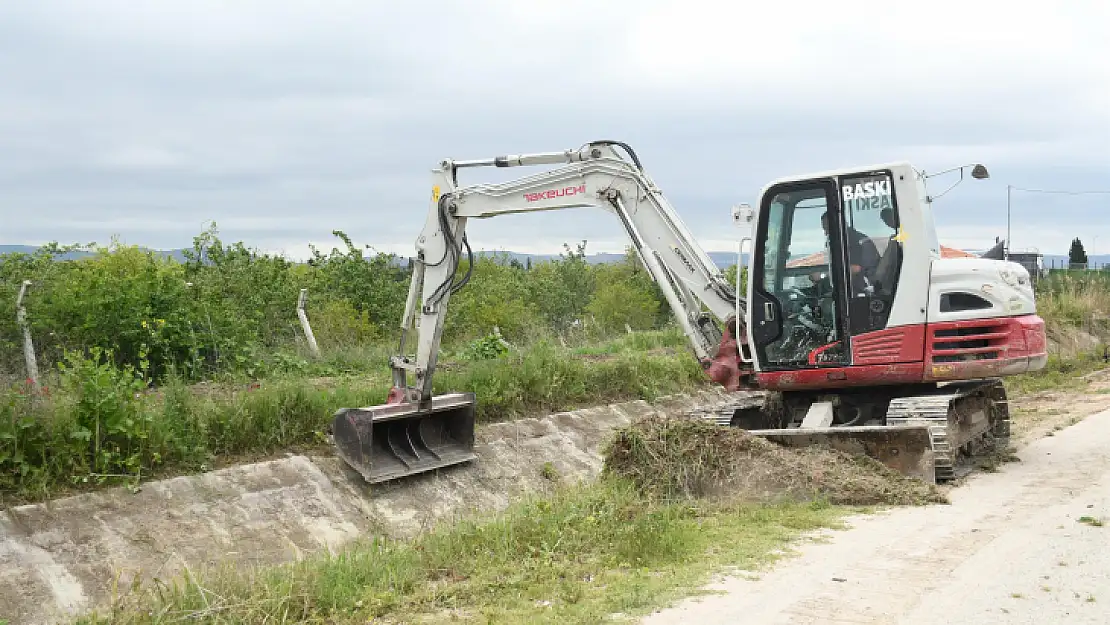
[569,326,689,356]
[1037,271,1110,329]
[75,415,954,624]
[0,333,709,505]
[442,338,704,422]
[77,480,847,624]
[1005,350,1109,397]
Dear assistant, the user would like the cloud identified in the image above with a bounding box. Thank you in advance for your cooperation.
[0,1,1107,260]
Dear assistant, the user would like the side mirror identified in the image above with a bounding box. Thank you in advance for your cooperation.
[924,162,990,202]
[732,202,754,226]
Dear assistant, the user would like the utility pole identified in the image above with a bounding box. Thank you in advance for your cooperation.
[1006,184,1110,265]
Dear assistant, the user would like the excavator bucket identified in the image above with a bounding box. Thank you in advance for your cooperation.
[331,392,478,484]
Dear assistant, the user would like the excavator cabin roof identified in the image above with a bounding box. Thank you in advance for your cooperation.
[761,160,916,184]
[756,160,918,198]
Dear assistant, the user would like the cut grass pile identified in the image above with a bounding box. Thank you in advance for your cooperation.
[602,415,948,507]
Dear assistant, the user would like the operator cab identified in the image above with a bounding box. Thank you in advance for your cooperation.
[748,165,912,371]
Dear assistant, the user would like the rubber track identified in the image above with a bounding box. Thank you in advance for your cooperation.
[886,380,1008,482]
[691,392,767,426]
[886,394,962,481]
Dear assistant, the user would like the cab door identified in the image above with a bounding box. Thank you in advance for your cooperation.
[748,179,851,371]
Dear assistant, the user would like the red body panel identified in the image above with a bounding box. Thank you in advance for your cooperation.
[757,361,925,390]
[752,314,1047,392]
[851,325,927,365]
[922,314,1047,382]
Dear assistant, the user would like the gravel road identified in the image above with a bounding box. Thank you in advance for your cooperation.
[641,406,1110,624]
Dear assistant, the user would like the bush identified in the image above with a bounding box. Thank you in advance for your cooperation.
[0,347,156,493]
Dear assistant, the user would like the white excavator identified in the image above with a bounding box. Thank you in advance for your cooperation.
[331,140,1047,485]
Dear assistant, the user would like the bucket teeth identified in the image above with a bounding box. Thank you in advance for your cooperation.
[332,392,478,484]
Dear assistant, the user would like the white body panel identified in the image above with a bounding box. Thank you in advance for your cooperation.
[926,257,1036,323]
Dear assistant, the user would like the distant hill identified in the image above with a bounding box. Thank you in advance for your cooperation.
[0,244,737,268]
[0,244,191,262]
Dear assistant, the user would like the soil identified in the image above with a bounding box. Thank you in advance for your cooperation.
[1007,368,1110,443]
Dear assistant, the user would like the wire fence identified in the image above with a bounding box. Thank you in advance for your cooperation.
[1044,259,1110,272]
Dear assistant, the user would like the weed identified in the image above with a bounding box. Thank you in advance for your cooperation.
[1078,516,1104,527]
[540,462,560,482]
[975,445,1021,473]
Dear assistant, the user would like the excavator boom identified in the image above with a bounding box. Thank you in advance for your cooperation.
[332,140,755,483]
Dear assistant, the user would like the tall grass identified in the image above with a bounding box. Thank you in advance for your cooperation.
[1037,271,1110,329]
[1006,349,1109,396]
[0,332,707,505]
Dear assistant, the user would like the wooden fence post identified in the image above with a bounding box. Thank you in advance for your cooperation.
[297,288,321,358]
[16,280,40,393]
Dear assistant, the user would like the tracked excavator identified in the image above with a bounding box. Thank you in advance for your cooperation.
[331,140,1047,485]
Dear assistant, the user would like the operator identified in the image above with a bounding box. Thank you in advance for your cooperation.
[820,210,880,293]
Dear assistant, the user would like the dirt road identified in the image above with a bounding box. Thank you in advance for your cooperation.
[641,404,1110,624]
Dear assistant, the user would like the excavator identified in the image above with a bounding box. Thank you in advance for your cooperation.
[331,140,1047,485]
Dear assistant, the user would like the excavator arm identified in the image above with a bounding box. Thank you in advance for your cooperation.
[391,140,754,404]
[331,140,756,484]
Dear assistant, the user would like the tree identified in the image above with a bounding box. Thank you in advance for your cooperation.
[1069,237,1089,267]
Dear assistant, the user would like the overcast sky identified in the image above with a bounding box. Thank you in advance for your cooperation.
[1,1,1107,259]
